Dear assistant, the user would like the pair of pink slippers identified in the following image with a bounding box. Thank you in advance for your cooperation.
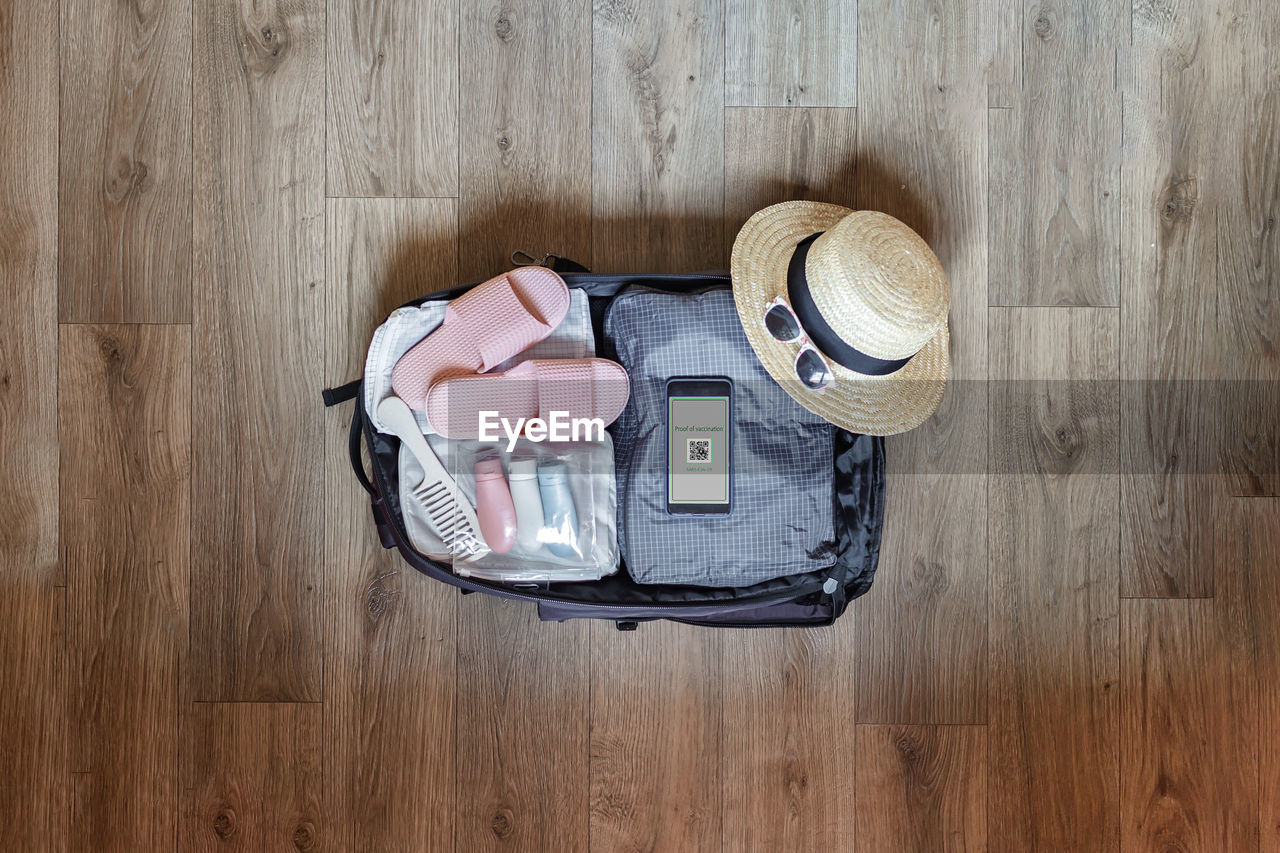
[391,267,629,439]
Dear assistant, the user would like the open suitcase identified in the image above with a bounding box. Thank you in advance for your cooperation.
[324,260,887,630]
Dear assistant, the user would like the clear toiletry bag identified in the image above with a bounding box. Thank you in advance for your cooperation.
[439,438,618,583]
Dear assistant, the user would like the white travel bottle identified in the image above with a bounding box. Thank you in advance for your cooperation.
[507,458,545,553]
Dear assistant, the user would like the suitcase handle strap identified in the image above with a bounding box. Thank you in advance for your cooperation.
[322,380,376,497]
[510,250,589,274]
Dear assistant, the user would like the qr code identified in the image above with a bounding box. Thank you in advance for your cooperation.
[686,438,712,463]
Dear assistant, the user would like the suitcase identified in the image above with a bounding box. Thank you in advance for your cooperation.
[323,259,886,630]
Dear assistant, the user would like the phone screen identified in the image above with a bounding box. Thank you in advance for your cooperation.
[666,379,732,515]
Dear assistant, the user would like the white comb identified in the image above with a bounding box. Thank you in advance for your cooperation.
[376,396,485,560]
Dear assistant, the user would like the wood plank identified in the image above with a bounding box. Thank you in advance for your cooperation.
[724,0,855,107]
[1119,0,1247,596]
[1226,499,1280,852]
[189,0,326,701]
[60,324,190,852]
[329,577,456,853]
[325,196,459,322]
[851,0,989,723]
[987,307,1119,852]
[1121,493,1264,852]
[58,0,192,323]
[458,0,592,281]
[721,629,855,851]
[590,623,721,851]
[324,197,458,852]
[1216,13,1279,498]
[182,702,323,851]
[0,0,59,584]
[456,598,589,851]
[592,0,726,272]
[0,595,65,852]
[0,0,65,846]
[327,0,457,197]
[855,725,987,852]
[983,0,1021,109]
[1120,595,1258,851]
[988,0,1122,306]
[724,106,858,239]
[722,105,859,850]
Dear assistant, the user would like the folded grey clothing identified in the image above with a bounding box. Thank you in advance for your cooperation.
[606,287,837,586]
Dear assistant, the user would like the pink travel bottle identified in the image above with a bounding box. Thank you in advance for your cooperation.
[473,459,518,554]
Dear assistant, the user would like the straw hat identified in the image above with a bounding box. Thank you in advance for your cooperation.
[730,201,949,436]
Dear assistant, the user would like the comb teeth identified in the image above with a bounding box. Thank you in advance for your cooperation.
[412,482,480,556]
[376,397,483,559]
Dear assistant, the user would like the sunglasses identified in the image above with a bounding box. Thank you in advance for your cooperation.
[762,297,834,390]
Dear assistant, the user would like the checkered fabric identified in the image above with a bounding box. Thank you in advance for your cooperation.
[606,287,837,587]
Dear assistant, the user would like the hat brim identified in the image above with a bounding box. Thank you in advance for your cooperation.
[731,200,949,436]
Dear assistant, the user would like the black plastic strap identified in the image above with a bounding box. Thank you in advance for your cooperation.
[548,254,589,274]
[322,379,362,407]
[370,497,396,549]
[348,402,376,496]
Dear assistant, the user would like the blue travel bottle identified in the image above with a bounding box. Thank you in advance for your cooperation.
[537,462,579,559]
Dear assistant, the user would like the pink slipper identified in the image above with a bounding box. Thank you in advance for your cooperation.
[424,358,631,439]
[391,267,571,410]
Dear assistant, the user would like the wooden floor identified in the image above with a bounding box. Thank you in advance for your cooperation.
[1,0,1277,850]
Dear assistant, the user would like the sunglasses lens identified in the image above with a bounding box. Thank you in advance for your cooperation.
[795,349,833,390]
[764,304,801,341]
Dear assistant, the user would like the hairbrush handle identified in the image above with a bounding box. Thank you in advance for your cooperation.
[377,395,441,477]
[376,395,484,558]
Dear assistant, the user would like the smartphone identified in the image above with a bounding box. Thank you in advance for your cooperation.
[665,377,733,516]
